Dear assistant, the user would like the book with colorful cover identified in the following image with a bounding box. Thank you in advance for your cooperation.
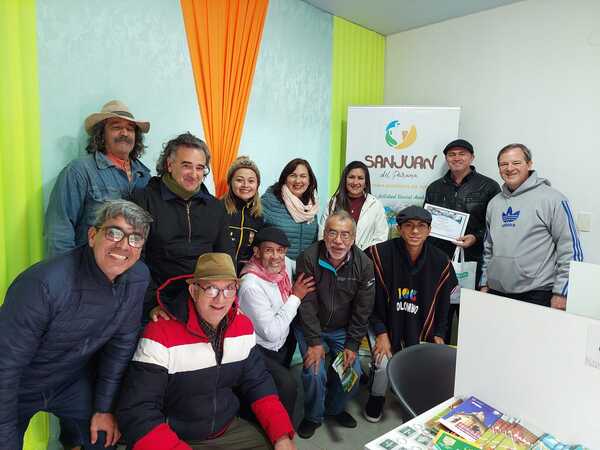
[501,422,540,450]
[431,430,482,450]
[438,396,503,442]
[331,351,359,392]
[480,416,517,450]
[425,398,464,435]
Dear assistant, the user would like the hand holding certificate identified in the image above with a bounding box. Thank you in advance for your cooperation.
[424,203,470,243]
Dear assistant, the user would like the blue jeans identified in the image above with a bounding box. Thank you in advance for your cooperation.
[294,327,362,423]
[17,375,114,450]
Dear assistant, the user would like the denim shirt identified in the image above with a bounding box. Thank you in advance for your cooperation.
[45,152,151,257]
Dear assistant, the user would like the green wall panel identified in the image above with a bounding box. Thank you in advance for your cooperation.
[330,17,384,194]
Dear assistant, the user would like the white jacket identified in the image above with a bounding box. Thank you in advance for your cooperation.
[238,259,300,352]
[318,193,389,250]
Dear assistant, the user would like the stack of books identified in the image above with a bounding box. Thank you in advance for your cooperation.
[424,396,589,450]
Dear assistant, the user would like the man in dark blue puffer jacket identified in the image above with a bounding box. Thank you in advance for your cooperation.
[0,199,152,450]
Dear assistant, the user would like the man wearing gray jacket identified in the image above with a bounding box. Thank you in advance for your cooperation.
[480,143,583,309]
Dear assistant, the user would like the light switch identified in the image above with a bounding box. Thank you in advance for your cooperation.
[577,212,592,232]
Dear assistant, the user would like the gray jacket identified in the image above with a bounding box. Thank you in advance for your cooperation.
[480,171,583,295]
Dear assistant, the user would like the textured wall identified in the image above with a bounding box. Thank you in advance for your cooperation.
[241,0,332,205]
[36,0,204,205]
[330,17,384,194]
[37,0,332,208]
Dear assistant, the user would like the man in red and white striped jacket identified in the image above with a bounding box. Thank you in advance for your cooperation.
[117,253,296,450]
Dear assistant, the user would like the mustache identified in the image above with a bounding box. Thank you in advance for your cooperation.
[114,135,133,144]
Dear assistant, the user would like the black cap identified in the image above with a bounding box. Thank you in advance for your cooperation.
[396,206,432,226]
[254,227,290,248]
[443,139,474,155]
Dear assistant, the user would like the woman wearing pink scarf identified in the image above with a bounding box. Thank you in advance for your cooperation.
[238,227,315,422]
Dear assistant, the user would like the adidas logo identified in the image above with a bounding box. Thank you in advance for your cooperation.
[501,206,520,227]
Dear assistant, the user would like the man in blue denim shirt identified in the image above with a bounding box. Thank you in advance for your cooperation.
[45,100,152,257]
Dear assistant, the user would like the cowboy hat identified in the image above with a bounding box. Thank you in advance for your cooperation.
[84,100,150,134]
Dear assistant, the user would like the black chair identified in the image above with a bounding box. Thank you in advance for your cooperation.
[386,343,456,419]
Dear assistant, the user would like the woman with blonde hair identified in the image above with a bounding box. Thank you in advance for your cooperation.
[222,156,264,271]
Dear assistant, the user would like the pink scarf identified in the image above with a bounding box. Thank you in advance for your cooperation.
[241,256,292,303]
[281,185,319,223]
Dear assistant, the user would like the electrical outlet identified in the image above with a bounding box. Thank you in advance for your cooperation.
[577,212,592,232]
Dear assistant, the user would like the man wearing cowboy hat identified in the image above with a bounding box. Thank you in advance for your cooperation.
[117,253,297,450]
[45,99,152,257]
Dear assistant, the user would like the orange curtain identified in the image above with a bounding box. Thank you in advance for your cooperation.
[180,0,268,197]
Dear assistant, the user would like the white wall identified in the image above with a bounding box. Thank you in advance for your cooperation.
[385,0,600,263]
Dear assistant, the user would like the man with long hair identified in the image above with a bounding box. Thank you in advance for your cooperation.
[45,100,151,257]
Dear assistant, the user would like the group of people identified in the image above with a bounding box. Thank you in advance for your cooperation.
[0,100,583,450]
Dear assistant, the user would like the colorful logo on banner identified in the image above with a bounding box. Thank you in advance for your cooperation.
[385,120,417,149]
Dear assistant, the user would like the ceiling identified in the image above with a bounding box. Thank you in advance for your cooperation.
[303,0,525,35]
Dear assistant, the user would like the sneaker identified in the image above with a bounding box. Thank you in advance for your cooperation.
[297,419,321,439]
[364,395,385,423]
[333,410,357,428]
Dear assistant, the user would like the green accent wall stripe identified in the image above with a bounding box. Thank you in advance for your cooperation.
[0,0,47,448]
[329,17,384,195]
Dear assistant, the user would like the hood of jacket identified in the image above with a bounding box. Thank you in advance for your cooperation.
[501,170,550,198]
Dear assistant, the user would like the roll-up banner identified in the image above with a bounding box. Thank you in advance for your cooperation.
[346,106,460,229]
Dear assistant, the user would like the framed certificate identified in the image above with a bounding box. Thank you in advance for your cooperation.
[423,203,469,242]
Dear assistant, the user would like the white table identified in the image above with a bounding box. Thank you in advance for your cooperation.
[364,397,457,450]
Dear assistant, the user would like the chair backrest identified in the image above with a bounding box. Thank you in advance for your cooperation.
[386,343,456,419]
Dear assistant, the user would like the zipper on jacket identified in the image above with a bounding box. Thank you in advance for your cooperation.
[186,201,192,243]
[235,206,246,260]
[210,364,220,434]
[326,275,337,326]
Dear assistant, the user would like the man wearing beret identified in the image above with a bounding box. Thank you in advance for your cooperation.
[117,253,296,450]
[424,139,500,342]
[364,206,459,423]
[238,227,316,422]
[45,100,151,257]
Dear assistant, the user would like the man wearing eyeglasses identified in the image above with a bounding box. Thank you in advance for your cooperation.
[293,211,375,439]
[0,200,152,450]
[131,132,234,324]
[117,252,297,450]
[363,206,459,423]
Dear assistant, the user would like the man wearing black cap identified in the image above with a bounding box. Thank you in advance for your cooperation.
[238,227,315,421]
[363,206,459,423]
[424,139,500,342]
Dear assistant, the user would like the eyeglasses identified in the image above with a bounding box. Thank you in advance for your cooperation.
[193,284,237,298]
[325,230,353,242]
[98,226,145,248]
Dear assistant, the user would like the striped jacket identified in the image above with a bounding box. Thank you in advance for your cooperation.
[368,238,458,352]
[116,276,293,449]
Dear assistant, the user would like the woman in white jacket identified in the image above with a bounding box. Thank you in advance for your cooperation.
[319,161,389,250]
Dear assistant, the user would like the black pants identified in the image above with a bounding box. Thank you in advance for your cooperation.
[488,289,552,307]
[258,345,298,423]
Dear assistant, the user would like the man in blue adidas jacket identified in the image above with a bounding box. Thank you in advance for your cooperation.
[480,143,584,309]
[0,200,152,450]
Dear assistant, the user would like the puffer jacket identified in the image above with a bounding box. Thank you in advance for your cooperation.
[116,276,293,449]
[0,246,149,449]
[223,197,264,272]
[296,241,375,352]
[261,187,318,260]
[132,177,234,318]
